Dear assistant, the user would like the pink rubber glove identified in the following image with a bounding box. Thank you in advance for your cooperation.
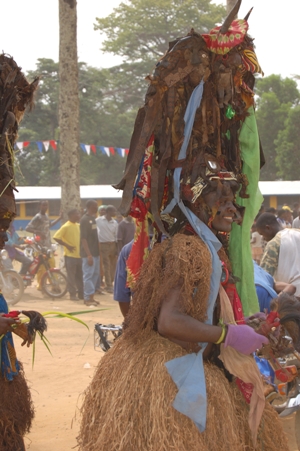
[224,324,269,355]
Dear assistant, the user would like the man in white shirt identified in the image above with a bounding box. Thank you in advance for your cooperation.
[257,213,300,296]
[292,213,300,229]
[96,205,118,293]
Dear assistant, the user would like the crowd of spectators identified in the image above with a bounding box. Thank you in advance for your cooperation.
[250,202,300,313]
[10,198,300,319]
[5,200,135,307]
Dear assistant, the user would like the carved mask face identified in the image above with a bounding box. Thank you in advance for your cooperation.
[210,192,237,233]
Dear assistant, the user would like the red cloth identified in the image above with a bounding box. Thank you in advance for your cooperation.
[224,283,246,325]
[3,311,19,318]
[126,198,150,289]
[236,378,253,404]
[126,135,155,289]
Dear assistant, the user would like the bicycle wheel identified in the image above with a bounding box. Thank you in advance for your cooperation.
[2,270,25,306]
[41,269,68,298]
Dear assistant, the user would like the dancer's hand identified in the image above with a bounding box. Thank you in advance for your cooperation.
[224,324,269,354]
[0,315,17,335]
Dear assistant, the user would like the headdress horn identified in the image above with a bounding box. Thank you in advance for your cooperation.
[220,0,242,34]
[244,7,253,21]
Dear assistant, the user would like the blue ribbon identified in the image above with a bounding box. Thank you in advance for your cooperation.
[0,294,19,380]
[165,217,221,432]
[163,78,222,432]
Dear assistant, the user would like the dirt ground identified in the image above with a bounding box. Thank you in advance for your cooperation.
[12,287,299,451]
[16,287,122,451]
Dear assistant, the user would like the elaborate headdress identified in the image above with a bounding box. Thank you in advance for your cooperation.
[114,0,263,313]
[0,55,39,231]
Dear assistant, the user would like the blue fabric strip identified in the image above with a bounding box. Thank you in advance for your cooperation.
[179,80,204,160]
[163,78,222,432]
[165,214,221,432]
[0,294,19,380]
[132,154,145,197]
[163,79,204,215]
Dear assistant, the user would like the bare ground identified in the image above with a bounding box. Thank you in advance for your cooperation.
[16,287,121,451]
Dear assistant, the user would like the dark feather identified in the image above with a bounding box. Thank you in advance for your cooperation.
[21,310,47,336]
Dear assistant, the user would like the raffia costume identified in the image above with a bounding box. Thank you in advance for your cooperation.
[0,55,38,451]
[79,1,289,449]
[80,235,289,451]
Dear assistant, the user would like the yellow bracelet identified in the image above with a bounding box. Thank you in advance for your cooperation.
[214,323,227,345]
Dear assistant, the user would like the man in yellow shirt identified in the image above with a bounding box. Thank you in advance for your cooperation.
[53,209,83,300]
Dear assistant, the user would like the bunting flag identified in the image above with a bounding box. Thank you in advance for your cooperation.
[43,141,50,152]
[116,147,129,158]
[50,140,57,150]
[80,143,87,153]
[99,146,115,157]
[36,141,43,153]
[13,140,129,157]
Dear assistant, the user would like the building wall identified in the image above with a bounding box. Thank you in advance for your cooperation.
[14,198,122,231]
[262,195,300,210]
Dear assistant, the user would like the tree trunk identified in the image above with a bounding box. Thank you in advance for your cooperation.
[59,0,81,221]
[226,0,237,13]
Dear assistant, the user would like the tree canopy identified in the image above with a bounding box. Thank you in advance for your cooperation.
[96,0,225,61]
[95,0,226,111]
[16,59,133,186]
[275,106,300,180]
[16,2,300,185]
[255,75,300,180]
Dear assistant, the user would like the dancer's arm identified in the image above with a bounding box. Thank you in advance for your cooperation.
[157,285,223,344]
[158,284,269,354]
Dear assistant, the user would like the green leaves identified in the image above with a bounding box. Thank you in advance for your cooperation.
[255,75,300,181]
[23,308,108,367]
[41,309,108,326]
[275,106,300,180]
[96,0,225,61]
[16,59,130,186]
[94,0,225,116]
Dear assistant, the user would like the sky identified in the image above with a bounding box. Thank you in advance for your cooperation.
[0,0,299,79]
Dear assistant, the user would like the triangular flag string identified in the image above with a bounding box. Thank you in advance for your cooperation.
[12,140,129,157]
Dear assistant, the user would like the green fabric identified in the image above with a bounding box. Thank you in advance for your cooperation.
[229,107,263,316]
